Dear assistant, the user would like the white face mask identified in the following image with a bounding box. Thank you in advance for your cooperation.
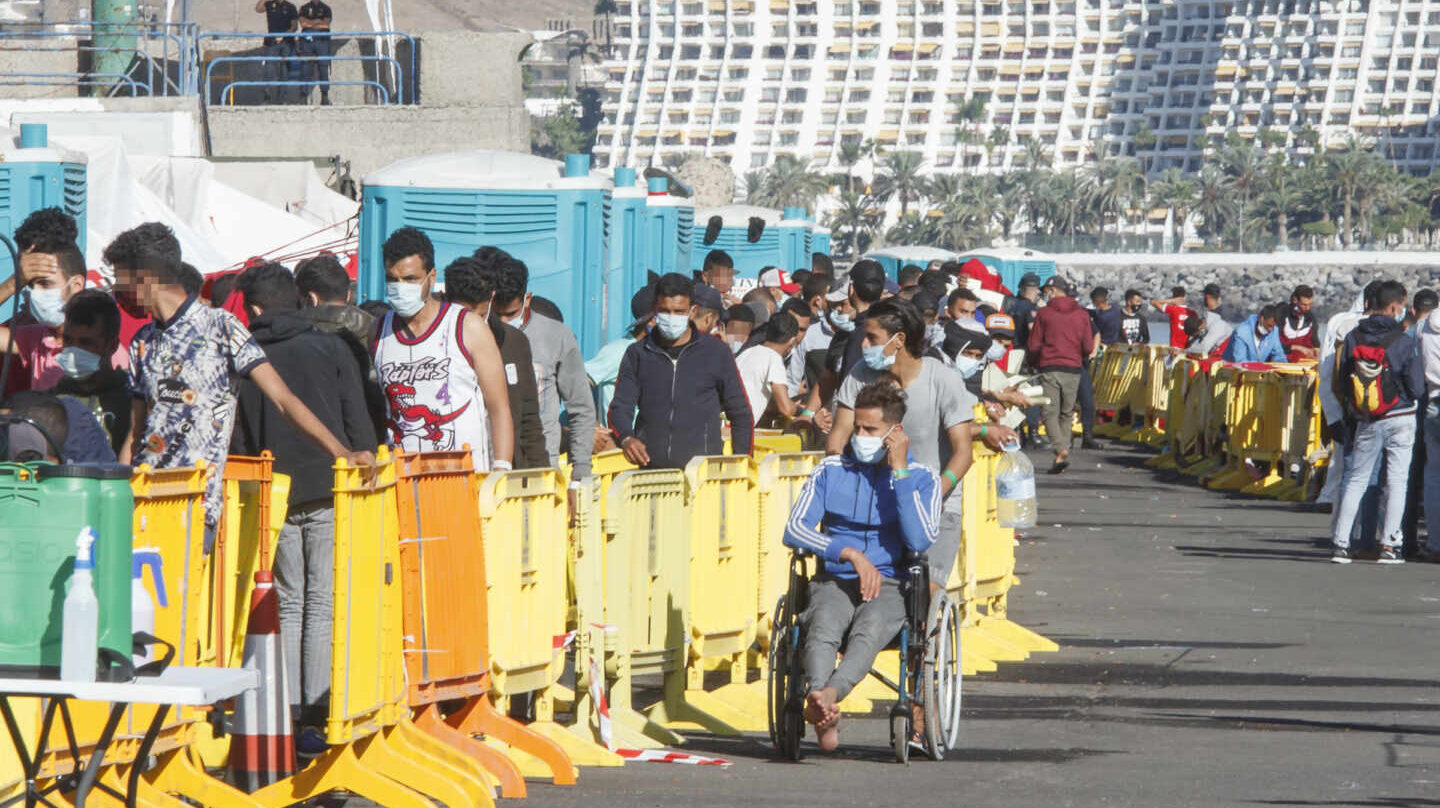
[986,343,1006,362]
[849,425,896,464]
[830,310,854,332]
[56,346,102,379]
[386,280,427,318]
[862,334,899,371]
[728,338,744,354]
[655,312,689,341]
[27,286,67,328]
[955,355,983,379]
[504,302,529,331]
[925,322,944,348]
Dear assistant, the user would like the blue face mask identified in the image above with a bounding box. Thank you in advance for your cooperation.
[830,310,854,332]
[849,425,895,464]
[955,355,983,379]
[862,334,898,371]
[655,312,689,341]
[986,343,1006,362]
[386,280,427,318]
[1396,310,1408,323]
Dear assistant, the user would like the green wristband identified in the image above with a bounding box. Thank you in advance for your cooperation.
[943,469,959,487]
[979,424,989,440]
[893,467,911,479]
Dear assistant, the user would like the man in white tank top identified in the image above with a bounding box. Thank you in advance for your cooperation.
[371,227,514,472]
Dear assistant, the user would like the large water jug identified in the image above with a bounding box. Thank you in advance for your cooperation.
[995,444,1037,529]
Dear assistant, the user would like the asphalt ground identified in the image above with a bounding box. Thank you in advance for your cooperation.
[518,442,1440,808]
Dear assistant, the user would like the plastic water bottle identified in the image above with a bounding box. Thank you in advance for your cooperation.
[61,528,100,683]
[995,443,1037,529]
[131,550,167,666]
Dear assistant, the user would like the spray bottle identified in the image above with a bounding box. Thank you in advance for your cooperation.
[60,528,99,682]
[131,550,167,666]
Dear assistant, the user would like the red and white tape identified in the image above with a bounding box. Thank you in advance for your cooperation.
[614,749,733,767]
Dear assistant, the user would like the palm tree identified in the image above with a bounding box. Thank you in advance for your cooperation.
[825,190,882,257]
[991,173,1026,240]
[1326,137,1373,248]
[1218,140,1263,250]
[743,170,767,205]
[986,125,1010,168]
[885,211,931,246]
[926,173,962,207]
[954,96,988,171]
[1192,165,1234,248]
[838,141,864,192]
[872,150,928,220]
[1149,167,1196,252]
[762,154,829,213]
[593,0,619,56]
[1256,155,1302,249]
[1133,123,1158,175]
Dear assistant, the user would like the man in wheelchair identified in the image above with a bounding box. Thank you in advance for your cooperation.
[783,380,940,751]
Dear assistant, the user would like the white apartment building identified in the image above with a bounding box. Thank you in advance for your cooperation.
[595,0,1440,180]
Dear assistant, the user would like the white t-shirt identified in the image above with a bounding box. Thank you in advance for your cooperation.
[735,344,789,426]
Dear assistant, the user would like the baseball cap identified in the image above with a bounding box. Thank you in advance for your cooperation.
[692,283,723,312]
[625,284,657,333]
[1043,275,1073,296]
[1203,282,1223,298]
[985,312,1016,338]
[825,281,850,304]
[1019,272,1042,289]
[883,278,901,295]
[759,268,801,295]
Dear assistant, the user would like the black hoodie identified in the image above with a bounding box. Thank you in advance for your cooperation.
[232,310,377,506]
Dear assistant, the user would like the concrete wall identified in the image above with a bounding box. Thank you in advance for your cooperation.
[206,104,530,177]
[204,30,531,177]
[0,36,89,100]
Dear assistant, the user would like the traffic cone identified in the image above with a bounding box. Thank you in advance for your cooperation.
[228,570,296,791]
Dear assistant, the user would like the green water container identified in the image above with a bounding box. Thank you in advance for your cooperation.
[0,463,134,680]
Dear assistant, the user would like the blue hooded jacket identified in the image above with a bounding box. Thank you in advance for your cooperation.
[1222,314,1288,364]
[783,450,940,580]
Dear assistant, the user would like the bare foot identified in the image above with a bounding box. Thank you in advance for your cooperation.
[807,688,842,752]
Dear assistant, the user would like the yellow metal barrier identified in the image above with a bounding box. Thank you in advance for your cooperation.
[479,468,620,768]
[1093,345,1148,438]
[253,448,492,808]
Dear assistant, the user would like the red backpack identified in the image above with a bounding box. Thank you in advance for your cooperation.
[1343,329,1405,421]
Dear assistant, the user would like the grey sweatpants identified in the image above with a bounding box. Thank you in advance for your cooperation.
[274,501,335,725]
[801,576,906,702]
[1038,369,1082,454]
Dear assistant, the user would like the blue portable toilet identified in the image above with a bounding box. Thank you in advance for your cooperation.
[643,176,694,278]
[359,151,611,356]
[0,124,87,321]
[811,223,832,258]
[862,246,957,279]
[691,205,808,278]
[778,207,813,273]
[959,248,1056,292]
[606,167,647,344]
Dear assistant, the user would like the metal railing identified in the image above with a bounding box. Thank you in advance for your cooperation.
[196,30,417,106]
[203,53,404,106]
[0,21,198,96]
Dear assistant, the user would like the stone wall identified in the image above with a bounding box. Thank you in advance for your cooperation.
[1054,254,1440,321]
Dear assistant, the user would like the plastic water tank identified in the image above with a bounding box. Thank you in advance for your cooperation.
[360,151,611,356]
[862,246,958,279]
[0,124,87,321]
[643,176,694,280]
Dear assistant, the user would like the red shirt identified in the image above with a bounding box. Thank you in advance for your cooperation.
[1164,304,1196,349]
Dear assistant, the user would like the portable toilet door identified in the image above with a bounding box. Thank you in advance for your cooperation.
[960,248,1056,292]
[607,167,647,344]
[778,207,813,274]
[360,151,611,356]
[691,204,786,277]
[643,176,693,277]
[0,124,87,321]
[811,223,832,259]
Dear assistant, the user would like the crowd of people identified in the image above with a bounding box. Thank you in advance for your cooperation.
[3,203,1434,758]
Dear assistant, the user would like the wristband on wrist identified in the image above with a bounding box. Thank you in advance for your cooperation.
[979,424,989,440]
[943,469,959,487]
[893,467,911,479]
[492,460,513,472]
[799,409,814,417]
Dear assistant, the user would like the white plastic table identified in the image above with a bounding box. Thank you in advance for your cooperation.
[0,667,260,808]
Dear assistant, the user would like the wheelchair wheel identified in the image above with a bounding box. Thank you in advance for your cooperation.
[921,595,963,758]
[768,594,806,761]
[890,710,912,764]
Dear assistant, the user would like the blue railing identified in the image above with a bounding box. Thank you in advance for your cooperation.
[0,21,198,96]
[196,30,417,106]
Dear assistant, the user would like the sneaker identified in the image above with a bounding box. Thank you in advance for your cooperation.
[296,726,327,758]
[1330,547,1353,564]
[1377,546,1405,565]
[1081,438,1103,450]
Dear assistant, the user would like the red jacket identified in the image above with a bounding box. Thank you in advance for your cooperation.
[1027,296,1095,370]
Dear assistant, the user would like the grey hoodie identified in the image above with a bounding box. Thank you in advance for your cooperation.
[1421,308,1440,396]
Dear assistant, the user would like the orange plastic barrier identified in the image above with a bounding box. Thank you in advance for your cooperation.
[392,451,575,795]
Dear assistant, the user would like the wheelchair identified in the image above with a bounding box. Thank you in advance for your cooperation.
[768,550,962,763]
